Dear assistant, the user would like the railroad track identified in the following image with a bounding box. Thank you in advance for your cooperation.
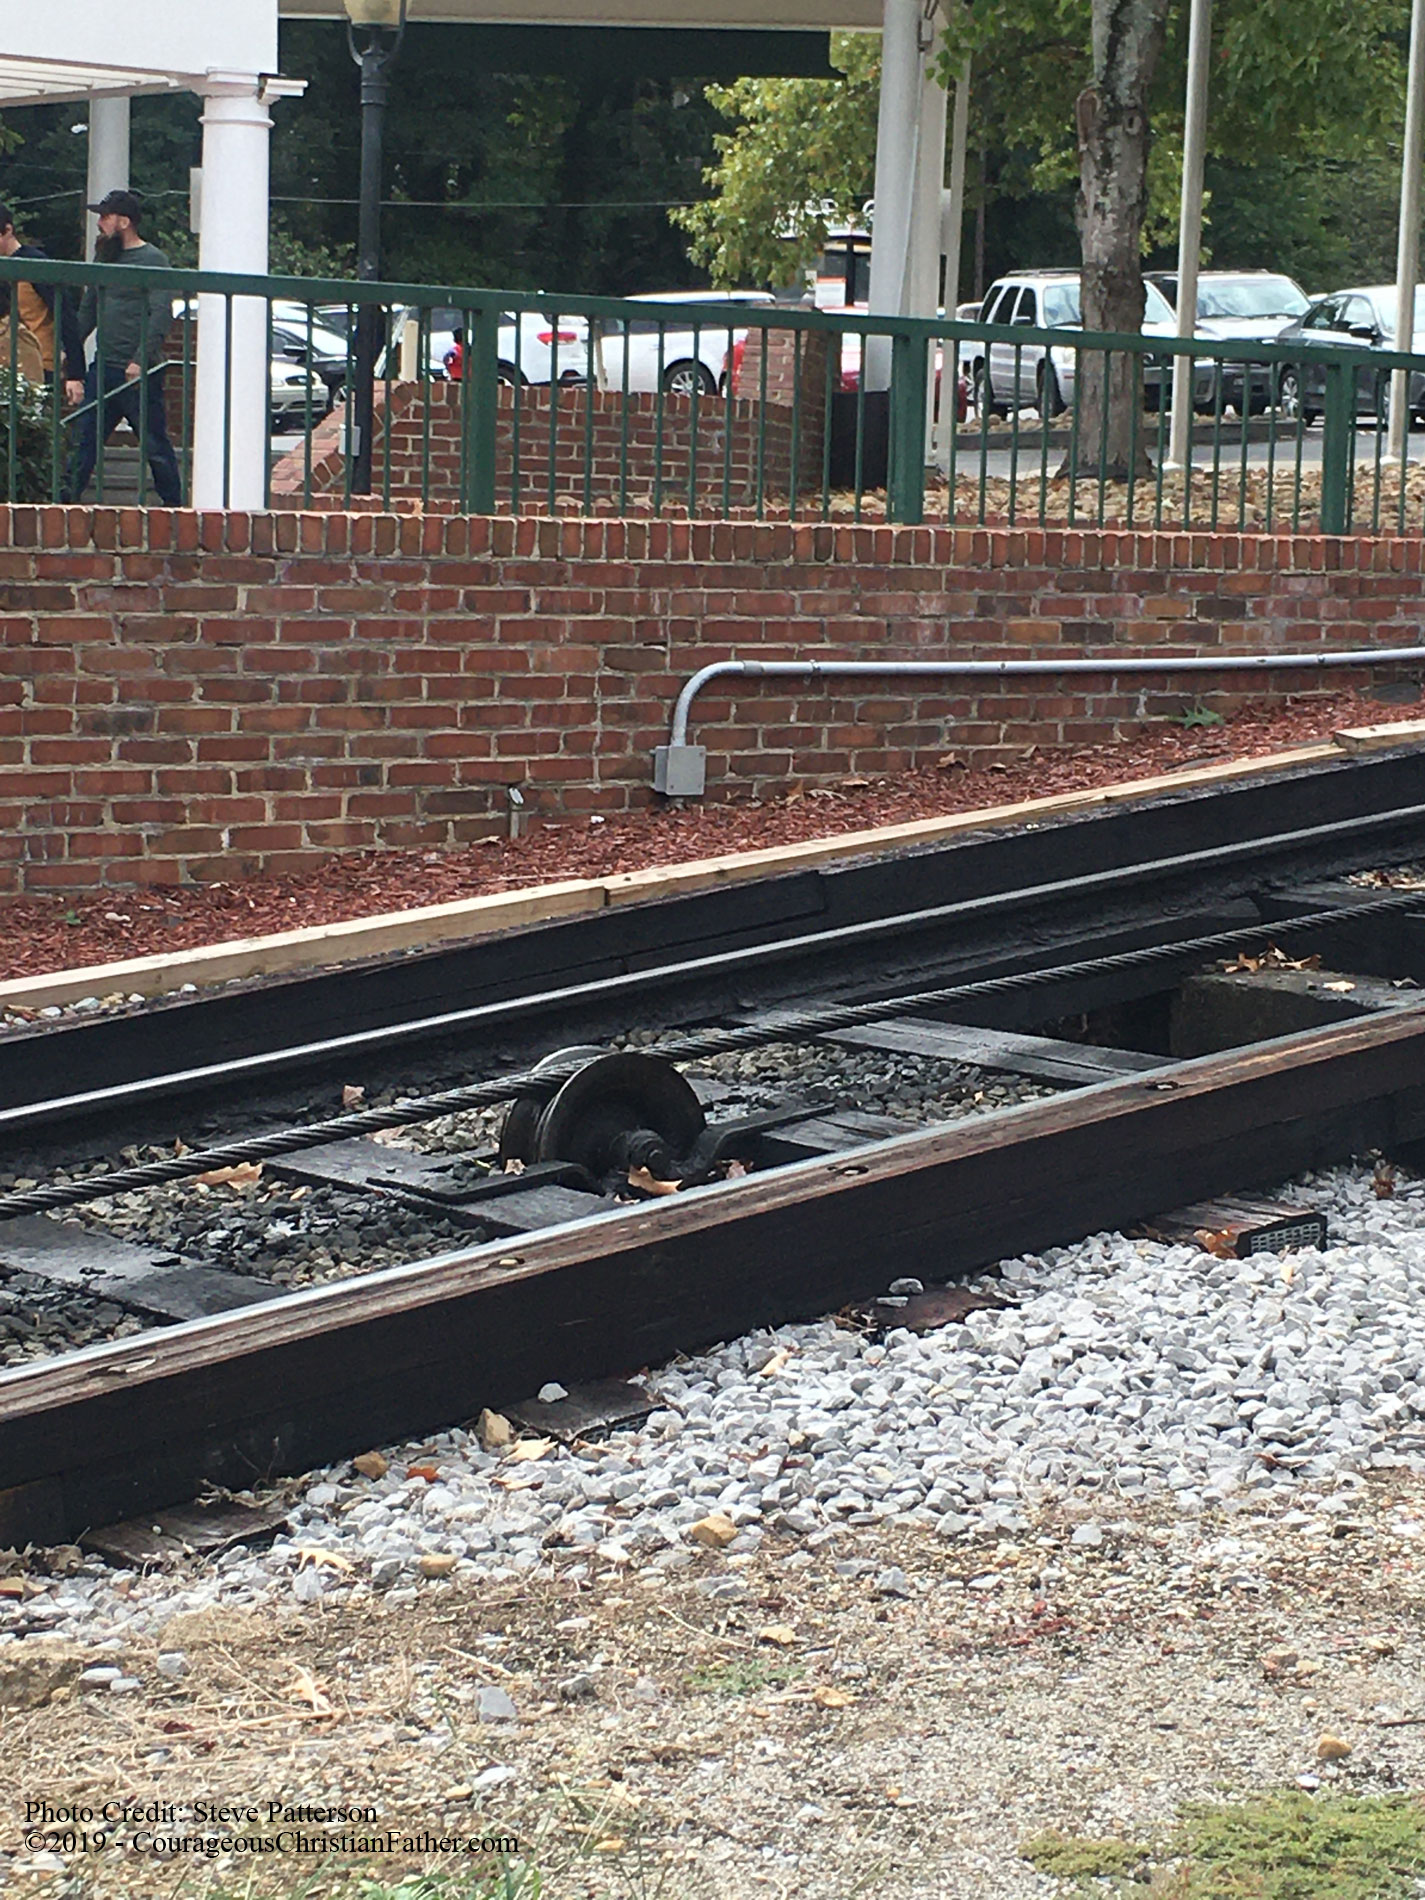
[2,743,1425,1547]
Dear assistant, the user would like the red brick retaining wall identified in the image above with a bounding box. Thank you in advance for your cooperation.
[0,503,1421,893]
[270,333,831,513]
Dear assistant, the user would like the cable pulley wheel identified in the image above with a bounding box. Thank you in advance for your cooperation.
[497,1051,705,1185]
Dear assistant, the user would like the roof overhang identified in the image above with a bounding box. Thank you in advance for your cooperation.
[1,2,279,107]
[0,58,192,107]
[280,0,882,29]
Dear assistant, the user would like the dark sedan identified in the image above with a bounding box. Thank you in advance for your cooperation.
[1275,286,1425,426]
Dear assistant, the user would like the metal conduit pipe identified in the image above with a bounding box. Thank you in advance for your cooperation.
[651,648,1425,797]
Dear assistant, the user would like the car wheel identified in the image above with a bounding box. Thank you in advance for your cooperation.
[270,411,291,435]
[1037,360,1064,420]
[1277,368,1317,425]
[496,362,525,387]
[663,361,716,398]
[970,360,1004,420]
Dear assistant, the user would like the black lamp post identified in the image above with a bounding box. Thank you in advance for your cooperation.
[344,0,407,495]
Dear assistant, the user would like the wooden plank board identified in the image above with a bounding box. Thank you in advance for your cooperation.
[0,1215,273,1322]
[825,1020,1164,1084]
[0,744,1341,1013]
[1334,720,1425,756]
[2,1001,1424,1544]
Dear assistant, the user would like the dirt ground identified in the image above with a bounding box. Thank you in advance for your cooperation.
[4,1474,1425,1899]
[2,689,1422,983]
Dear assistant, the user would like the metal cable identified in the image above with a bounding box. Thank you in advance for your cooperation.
[1,888,1420,1222]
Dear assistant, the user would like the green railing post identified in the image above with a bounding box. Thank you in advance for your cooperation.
[887,327,929,524]
[466,301,499,515]
[1320,358,1353,536]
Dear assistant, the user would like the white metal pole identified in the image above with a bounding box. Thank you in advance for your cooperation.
[85,95,131,259]
[1390,0,1425,464]
[932,56,970,465]
[941,58,970,317]
[1167,0,1211,471]
[865,0,923,392]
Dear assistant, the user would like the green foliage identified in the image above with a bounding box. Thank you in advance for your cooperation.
[684,0,1411,302]
[672,33,880,287]
[1020,1791,1425,1899]
[686,1653,802,1695]
[0,370,56,503]
[1021,1830,1150,1880]
[1175,702,1227,729]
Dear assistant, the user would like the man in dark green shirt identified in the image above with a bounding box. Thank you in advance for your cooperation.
[67,190,182,505]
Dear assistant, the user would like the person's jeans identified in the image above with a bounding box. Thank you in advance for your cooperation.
[67,361,183,506]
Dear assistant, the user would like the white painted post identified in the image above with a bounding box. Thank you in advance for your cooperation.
[1390,0,1425,465]
[913,33,947,458]
[931,56,970,464]
[1167,0,1211,471]
[191,73,303,512]
[865,0,922,392]
[85,94,130,259]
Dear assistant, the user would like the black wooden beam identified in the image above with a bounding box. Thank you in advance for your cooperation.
[3,1004,1425,1545]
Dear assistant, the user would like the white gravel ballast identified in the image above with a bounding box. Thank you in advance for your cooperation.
[14,1155,1425,1642]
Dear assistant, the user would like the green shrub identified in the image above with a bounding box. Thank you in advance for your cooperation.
[0,369,58,501]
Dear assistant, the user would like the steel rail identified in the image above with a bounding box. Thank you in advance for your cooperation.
[5,1000,1425,1548]
[1,888,1418,1222]
[5,787,1424,1139]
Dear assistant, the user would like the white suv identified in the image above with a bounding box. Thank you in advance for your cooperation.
[969,271,1212,419]
[596,290,775,396]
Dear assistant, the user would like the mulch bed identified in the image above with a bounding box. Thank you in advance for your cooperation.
[0,688,1420,984]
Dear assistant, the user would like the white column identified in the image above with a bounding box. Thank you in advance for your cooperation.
[1389,0,1425,464]
[85,94,131,259]
[941,59,971,319]
[864,0,923,391]
[192,73,304,511]
[1167,0,1212,470]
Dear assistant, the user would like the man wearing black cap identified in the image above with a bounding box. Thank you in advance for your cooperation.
[67,190,182,506]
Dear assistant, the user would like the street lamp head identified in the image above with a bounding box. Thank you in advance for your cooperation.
[344,0,404,25]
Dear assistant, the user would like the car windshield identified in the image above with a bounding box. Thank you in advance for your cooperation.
[1034,279,1173,328]
[1197,277,1308,320]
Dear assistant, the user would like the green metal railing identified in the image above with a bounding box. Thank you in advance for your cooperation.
[3,253,1425,534]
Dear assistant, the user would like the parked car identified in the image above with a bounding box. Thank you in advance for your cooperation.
[444,310,591,386]
[269,359,327,431]
[270,314,351,409]
[970,270,1214,418]
[1145,269,1309,413]
[1276,286,1425,426]
[595,290,776,397]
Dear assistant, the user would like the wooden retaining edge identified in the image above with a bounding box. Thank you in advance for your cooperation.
[1,733,1415,1016]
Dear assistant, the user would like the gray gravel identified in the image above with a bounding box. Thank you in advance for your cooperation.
[7,1154,1424,1642]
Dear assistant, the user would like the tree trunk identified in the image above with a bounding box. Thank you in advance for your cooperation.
[1061,0,1169,481]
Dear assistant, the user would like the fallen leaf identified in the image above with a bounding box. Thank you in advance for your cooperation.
[295,1547,356,1574]
[758,1624,797,1648]
[813,1686,853,1709]
[627,1166,682,1196]
[1194,1227,1239,1261]
[290,1665,336,1719]
[1321,980,1356,994]
[196,1160,263,1189]
[352,1451,388,1480]
[1316,1733,1352,1761]
[1375,1164,1398,1200]
[407,1463,440,1482]
[759,1348,793,1378]
[492,1471,544,1491]
[593,1838,626,1855]
[0,1578,27,1599]
[508,1437,554,1464]
[341,1084,366,1109]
